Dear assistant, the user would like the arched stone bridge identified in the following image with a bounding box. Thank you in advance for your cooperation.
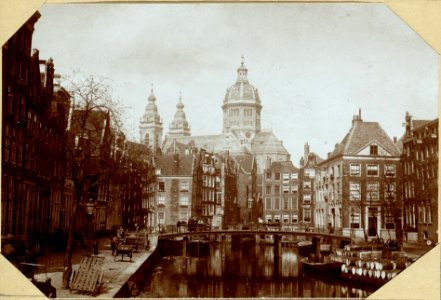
[158,230,352,258]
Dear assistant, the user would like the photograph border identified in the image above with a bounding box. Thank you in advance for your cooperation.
[0,1,440,299]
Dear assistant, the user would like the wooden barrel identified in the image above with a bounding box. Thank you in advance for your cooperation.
[387,270,400,280]
[356,259,365,268]
[362,268,369,276]
[374,270,381,278]
[357,267,363,276]
[341,264,347,273]
[381,270,387,280]
[368,269,374,278]
[351,267,357,275]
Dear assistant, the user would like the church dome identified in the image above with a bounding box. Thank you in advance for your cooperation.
[223,57,261,104]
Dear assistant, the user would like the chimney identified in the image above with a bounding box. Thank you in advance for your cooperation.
[393,136,397,143]
[304,143,310,164]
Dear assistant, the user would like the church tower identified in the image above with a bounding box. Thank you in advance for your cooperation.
[139,85,163,152]
[167,92,191,138]
[222,56,262,143]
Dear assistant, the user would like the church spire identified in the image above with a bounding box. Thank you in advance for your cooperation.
[168,92,191,138]
[139,84,163,150]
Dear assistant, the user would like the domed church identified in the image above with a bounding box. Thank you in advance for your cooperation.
[143,57,290,173]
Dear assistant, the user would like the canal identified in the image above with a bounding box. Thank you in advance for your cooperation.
[139,240,376,298]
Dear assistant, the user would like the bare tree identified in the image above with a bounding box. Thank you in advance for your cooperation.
[61,73,123,288]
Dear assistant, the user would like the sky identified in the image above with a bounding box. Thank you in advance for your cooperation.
[32,3,439,163]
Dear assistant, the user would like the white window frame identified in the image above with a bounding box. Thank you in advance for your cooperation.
[158,181,166,192]
[180,181,189,191]
[349,182,361,201]
[303,194,312,203]
[385,164,396,177]
[367,164,379,177]
[303,181,311,190]
[291,173,298,180]
[180,195,189,206]
[158,195,165,205]
[350,164,361,176]
[367,182,380,201]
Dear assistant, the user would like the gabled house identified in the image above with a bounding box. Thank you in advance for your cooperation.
[317,111,402,241]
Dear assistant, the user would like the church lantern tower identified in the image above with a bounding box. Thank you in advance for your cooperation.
[139,85,163,151]
[167,92,191,138]
[222,56,262,142]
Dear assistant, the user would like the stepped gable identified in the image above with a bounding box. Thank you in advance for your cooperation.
[154,153,193,176]
[251,130,290,155]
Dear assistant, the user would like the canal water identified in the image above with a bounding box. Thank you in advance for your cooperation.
[139,241,375,298]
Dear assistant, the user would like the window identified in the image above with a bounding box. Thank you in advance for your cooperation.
[158,212,165,223]
[275,173,281,180]
[265,185,271,195]
[180,211,188,221]
[385,183,396,201]
[283,198,289,209]
[274,215,281,223]
[282,173,290,183]
[266,215,272,222]
[384,212,395,229]
[367,164,379,176]
[291,197,298,209]
[349,182,361,201]
[158,181,166,192]
[158,196,165,205]
[305,168,315,178]
[180,181,189,191]
[291,173,298,180]
[303,194,311,203]
[291,185,298,193]
[155,168,161,175]
[303,181,311,190]
[292,212,298,223]
[303,207,311,222]
[180,195,189,206]
[266,172,271,180]
[367,182,379,201]
[274,198,280,210]
[385,164,396,177]
[283,215,289,223]
[282,185,289,194]
[370,144,378,155]
[274,185,280,195]
[350,164,361,176]
[350,207,360,228]
[265,198,271,210]
[247,200,252,208]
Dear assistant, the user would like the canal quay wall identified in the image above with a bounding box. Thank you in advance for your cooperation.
[114,237,184,297]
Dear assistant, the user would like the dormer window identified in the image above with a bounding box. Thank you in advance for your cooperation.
[370,144,378,155]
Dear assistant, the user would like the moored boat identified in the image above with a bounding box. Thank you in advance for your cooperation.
[300,257,343,274]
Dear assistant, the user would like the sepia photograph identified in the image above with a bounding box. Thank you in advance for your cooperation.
[1,1,439,299]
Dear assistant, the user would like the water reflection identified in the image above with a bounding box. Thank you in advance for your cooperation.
[140,241,373,298]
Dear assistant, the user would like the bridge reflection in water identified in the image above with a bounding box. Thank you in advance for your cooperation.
[139,240,374,298]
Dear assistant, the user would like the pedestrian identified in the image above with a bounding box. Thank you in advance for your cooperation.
[110,236,117,256]
[327,223,334,234]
